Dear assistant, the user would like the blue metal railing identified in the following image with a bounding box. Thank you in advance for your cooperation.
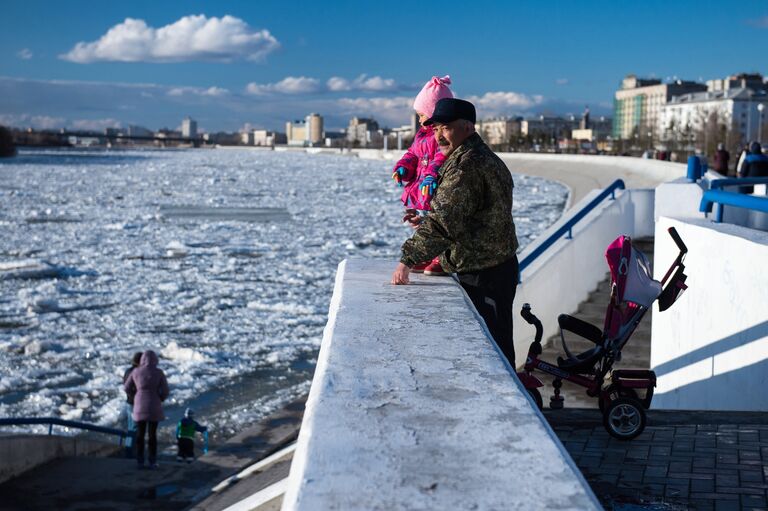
[708,177,768,190]
[0,417,133,446]
[519,179,626,277]
[700,189,768,223]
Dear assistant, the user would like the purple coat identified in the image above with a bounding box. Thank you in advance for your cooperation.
[393,126,445,210]
[124,350,169,422]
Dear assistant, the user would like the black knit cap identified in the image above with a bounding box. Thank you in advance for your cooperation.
[423,98,476,126]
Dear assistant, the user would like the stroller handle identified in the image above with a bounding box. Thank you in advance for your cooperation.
[520,303,543,343]
[668,227,687,254]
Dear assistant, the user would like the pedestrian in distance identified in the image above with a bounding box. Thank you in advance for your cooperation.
[121,351,143,456]
[712,143,730,176]
[391,75,454,276]
[176,408,208,463]
[739,141,768,193]
[124,350,169,469]
[391,98,520,368]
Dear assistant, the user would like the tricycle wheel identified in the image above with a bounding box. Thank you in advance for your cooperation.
[599,385,638,413]
[603,397,646,441]
[527,388,543,411]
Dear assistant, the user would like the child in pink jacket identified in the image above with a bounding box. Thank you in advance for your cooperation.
[392,75,454,275]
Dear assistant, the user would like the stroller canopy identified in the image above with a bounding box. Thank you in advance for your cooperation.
[605,236,662,308]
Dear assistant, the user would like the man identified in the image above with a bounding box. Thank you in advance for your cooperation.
[391,98,519,367]
[712,143,730,176]
[739,141,768,193]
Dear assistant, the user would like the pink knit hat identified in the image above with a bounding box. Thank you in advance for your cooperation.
[413,75,454,117]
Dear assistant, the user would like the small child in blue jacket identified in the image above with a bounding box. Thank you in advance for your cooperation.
[176,408,207,462]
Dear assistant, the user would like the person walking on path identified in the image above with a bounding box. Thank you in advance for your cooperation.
[712,143,730,176]
[391,98,519,368]
[391,75,454,276]
[739,141,768,193]
[124,350,169,469]
[121,351,143,454]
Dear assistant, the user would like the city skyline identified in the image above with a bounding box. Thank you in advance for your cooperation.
[1,0,767,132]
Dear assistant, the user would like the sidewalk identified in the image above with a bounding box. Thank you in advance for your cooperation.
[546,409,768,510]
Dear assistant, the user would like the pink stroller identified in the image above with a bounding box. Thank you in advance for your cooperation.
[517,227,689,440]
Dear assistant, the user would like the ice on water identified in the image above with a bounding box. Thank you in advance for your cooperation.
[0,148,566,433]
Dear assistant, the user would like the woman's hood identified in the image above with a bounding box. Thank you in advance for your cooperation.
[140,350,159,367]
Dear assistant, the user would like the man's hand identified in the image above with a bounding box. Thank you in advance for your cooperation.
[391,262,411,285]
[402,208,421,229]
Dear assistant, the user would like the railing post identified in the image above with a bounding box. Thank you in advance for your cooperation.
[687,156,702,182]
[716,203,724,223]
[48,424,53,435]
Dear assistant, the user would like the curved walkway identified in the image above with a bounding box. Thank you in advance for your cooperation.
[498,153,686,208]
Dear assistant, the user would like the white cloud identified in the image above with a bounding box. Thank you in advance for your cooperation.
[246,76,321,95]
[0,114,67,130]
[327,74,401,92]
[555,78,569,86]
[60,15,279,63]
[747,16,768,28]
[248,74,405,96]
[17,49,33,60]
[335,96,413,125]
[167,86,230,97]
[70,118,122,131]
[466,91,544,116]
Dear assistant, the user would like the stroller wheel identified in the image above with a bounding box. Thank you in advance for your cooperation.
[603,397,646,441]
[527,388,543,411]
[598,386,638,413]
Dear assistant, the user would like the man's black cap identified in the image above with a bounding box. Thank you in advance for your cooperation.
[423,98,476,126]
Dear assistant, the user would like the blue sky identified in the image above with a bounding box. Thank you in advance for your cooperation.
[1,0,766,132]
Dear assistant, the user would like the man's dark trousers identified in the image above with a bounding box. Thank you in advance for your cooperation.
[457,256,518,368]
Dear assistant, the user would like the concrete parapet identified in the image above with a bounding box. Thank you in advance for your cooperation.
[0,434,118,484]
[651,217,768,411]
[282,258,600,510]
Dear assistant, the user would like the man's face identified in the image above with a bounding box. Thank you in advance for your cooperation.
[433,120,470,157]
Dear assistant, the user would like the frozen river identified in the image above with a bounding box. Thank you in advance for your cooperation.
[0,148,567,439]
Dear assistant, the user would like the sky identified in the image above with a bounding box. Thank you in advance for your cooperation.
[1,0,767,133]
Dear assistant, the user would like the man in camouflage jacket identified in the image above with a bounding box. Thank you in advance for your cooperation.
[391,98,519,367]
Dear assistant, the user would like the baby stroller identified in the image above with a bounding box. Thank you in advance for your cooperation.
[517,227,689,440]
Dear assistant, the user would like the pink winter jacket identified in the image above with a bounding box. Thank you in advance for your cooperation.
[124,350,169,422]
[393,126,445,210]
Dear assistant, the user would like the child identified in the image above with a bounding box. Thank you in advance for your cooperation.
[392,75,454,275]
[176,408,207,463]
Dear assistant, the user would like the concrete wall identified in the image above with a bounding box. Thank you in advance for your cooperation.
[282,259,600,511]
[651,217,768,411]
[513,189,654,361]
[0,434,119,484]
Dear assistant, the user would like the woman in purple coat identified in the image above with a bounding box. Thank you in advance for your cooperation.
[124,350,169,468]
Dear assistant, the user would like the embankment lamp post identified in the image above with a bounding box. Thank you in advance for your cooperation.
[758,103,765,145]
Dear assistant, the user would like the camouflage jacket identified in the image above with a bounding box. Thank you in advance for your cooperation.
[400,133,519,273]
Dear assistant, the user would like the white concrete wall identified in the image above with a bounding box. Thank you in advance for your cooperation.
[651,217,768,411]
[514,189,646,360]
[282,259,600,511]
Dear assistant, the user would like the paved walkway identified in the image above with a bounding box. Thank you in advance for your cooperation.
[547,409,768,511]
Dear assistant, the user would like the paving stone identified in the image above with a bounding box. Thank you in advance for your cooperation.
[693,457,716,469]
[740,470,764,483]
[714,499,742,511]
[691,478,715,493]
[690,492,739,501]
[669,460,692,473]
[688,499,715,510]
[715,486,766,496]
[741,494,768,509]
[716,474,740,487]
[644,465,668,478]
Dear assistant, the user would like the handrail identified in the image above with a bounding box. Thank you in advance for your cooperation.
[0,417,133,446]
[708,177,768,190]
[519,179,625,276]
[699,189,768,223]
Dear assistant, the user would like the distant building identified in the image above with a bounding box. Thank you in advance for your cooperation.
[346,117,380,147]
[241,131,254,145]
[476,117,521,146]
[706,73,767,94]
[324,132,346,148]
[253,129,285,146]
[521,116,578,140]
[127,125,153,137]
[181,117,198,139]
[286,113,324,146]
[613,74,707,139]
[659,87,768,147]
[571,110,612,142]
